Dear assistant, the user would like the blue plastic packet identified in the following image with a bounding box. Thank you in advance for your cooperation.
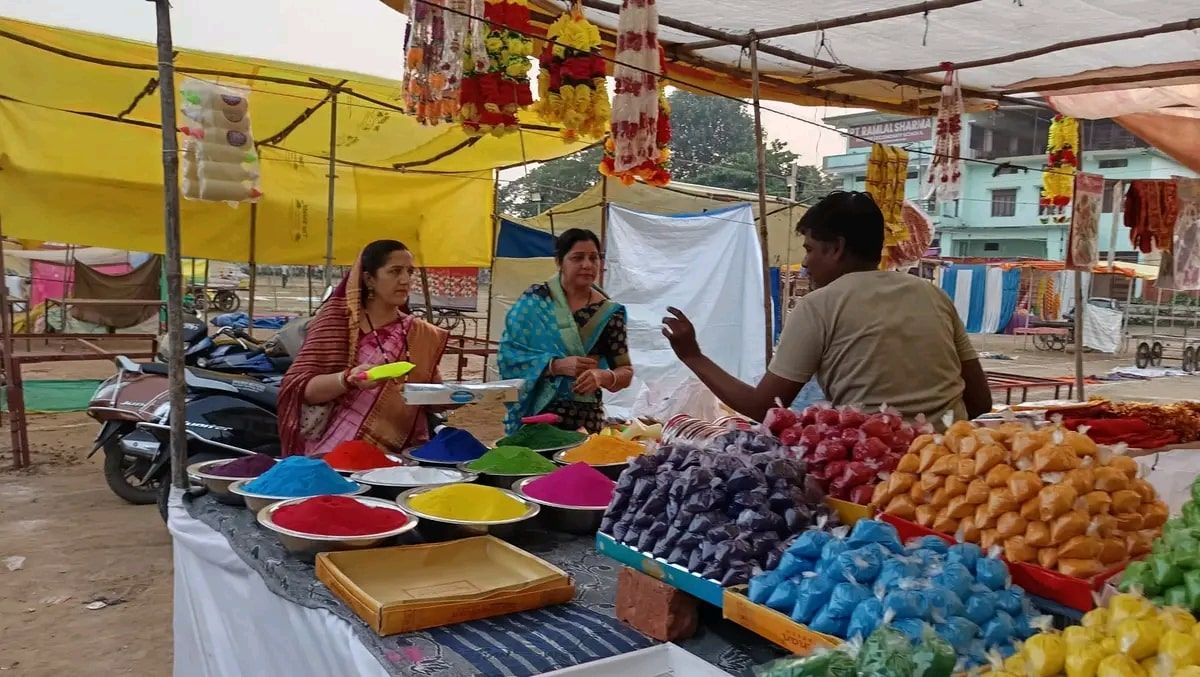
[808,607,850,636]
[788,529,833,559]
[981,610,1015,648]
[845,598,884,640]
[907,535,950,554]
[934,616,980,647]
[832,547,883,585]
[923,587,964,621]
[765,579,799,613]
[827,582,872,618]
[908,548,945,572]
[791,575,836,624]
[946,542,982,571]
[963,592,996,627]
[748,571,783,605]
[892,618,928,643]
[931,562,973,600]
[962,639,988,669]
[883,589,930,620]
[820,538,849,564]
[975,555,1010,591]
[993,585,1024,616]
[776,551,812,578]
[845,519,904,553]
[875,557,922,592]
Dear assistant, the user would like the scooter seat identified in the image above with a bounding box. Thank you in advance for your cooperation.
[188,368,279,411]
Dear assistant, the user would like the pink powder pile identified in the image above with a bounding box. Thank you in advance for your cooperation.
[524,462,615,508]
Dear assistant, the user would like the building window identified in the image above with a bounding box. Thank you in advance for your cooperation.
[906,170,918,179]
[1102,179,1121,213]
[854,174,866,183]
[1099,158,1128,169]
[995,165,1019,175]
[983,242,1000,252]
[991,188,1018,218]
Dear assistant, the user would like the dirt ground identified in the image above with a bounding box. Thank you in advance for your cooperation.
[0,324,1197,674]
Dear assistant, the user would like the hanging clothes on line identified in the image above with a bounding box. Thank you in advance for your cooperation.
[1123,179,1179,254]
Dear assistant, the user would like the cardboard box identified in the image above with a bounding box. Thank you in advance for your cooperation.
[402,379,523,405]
[539,644,731,676]
[723,586,841,656]
[315,536,574,635]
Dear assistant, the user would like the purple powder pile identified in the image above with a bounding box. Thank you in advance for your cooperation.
[209,453,277,478]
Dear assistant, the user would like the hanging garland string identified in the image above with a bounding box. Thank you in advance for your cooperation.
[601,47,670,186]
[534,10,610,141]
[1040,114,1079,223]
[459,0,534,136]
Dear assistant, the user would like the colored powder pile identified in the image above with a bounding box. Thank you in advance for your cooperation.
[273,495,408,536]
[560,435,646,465]
[209,453,276,478]
[322,440,400,471]
[407,484,528,521]
[359,466,466,486]
[523,462,615,508]
[497,424,586,450]
[408,427,488,463]
[243,456,359,497]
[466,446,557,474]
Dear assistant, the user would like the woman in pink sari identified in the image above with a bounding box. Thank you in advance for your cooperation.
[277,240,449,457]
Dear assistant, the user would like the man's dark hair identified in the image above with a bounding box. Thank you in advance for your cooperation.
[554,228,602,263]
[796,191,885,265]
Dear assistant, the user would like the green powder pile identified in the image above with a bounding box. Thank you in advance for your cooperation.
[497,424,586,450]
[466,446,558,474]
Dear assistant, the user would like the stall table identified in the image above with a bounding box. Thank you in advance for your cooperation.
[169,490,779,677]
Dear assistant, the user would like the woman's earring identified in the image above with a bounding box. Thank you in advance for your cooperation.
[366,287,376,299]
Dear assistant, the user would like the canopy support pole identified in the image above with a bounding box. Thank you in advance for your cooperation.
[483,171,500,382]
[749,37,774,363]
[150,0,188,490]
[419,267,434,322]
[323,92,339,290]
[599,175,609,285]
[247,203,257,331]
[201,258,210,325]
[0,216,30,469]
[784,162,798,322]
[307,265,314,315]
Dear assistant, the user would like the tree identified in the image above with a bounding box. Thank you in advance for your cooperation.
[499,90,838,217]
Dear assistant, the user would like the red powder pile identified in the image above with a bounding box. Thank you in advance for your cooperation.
[273,495,408,536]
[322,440,401,471]
[523,462,616,508]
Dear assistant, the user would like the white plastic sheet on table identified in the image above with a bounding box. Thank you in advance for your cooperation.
[601,203,767,421]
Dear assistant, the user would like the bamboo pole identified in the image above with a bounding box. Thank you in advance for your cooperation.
[150,0,189,491]
[749,37,775,362]
[1073,268,1085,401]
[483,171,500,382]
[599,175,609,285]
[0,217,29,468]
[247,203,258,332]
[323,93,339,289]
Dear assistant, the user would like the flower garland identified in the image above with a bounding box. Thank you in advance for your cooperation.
[1040,114,1079,223]
[866,144,910,269]
[924,64,963,203]
[458,0,534,136]
[401,0,468,125]
[534,10,610,142]
[602,0,669,186]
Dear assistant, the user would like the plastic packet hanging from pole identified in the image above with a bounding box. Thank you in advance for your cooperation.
[179,77,262,204]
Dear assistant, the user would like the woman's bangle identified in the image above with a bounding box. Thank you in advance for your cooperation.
[338,369,351,391]
[604,369,616,388]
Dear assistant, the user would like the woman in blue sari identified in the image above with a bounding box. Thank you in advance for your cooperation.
[499,229,634,433]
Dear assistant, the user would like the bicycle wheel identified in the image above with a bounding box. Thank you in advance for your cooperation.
[213,290,241,313]
[1135,342,1151,369]
[1184,347,1196,374]
[1151,342,1164,367]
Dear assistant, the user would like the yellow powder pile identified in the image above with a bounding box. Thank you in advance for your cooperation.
[407,483,528,521]
[560,435,646,465]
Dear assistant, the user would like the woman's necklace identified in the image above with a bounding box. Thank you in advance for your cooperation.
[361,309,399,362]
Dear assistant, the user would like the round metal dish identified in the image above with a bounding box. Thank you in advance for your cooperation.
[351,466,478,500]
[227,479,369,513]
[396,485,540,541]
[551,448,640,480]
[326,452,412,476]
[186,458,278,506]
[510,476,607,535]
[256,496,420,561]
[400,449,484,467]
[454,461,552,490]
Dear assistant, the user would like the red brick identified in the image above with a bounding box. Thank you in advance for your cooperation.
[615,567,698,642]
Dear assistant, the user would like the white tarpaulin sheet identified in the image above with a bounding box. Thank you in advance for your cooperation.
[1082,304,1123,354]
[602,203,767,421]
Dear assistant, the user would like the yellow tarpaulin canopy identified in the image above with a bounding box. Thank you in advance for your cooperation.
[0,16,588,266]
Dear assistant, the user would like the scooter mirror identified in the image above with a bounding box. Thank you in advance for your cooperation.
[320,285,335,304]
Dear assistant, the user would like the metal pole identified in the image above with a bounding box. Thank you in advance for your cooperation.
[150,0,189,490]
[1106,180,1123,272]
[784,161,798,320]
[323,93,339,289]
[749,36,775,362]
[306,265,314,315]
[201,257,210,325]
[598,175,609,285]
[247,203,257,332]
[1073,269,1085,400]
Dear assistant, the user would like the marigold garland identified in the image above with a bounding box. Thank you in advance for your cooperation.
[534,12,610,141]
[1040,114,1079,223]
[459,0,534,137]
[600,48,670,187]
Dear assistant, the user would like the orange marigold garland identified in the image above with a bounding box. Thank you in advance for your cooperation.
[1040,114,1079,224]
[534,10,610,141]
[459,0,534,136]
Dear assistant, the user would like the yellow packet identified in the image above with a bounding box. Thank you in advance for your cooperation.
[1108,594,1155,633]
[1065,643,1108,677]
[1159,606,1197,633]
[1025,633,1067,677]
[1157,630,1200,672]
[1096,653,1146,677]
[1115,617,1163,661]
[1082,607,1110,629]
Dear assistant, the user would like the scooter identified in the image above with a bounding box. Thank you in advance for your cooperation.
[86,356,281,506]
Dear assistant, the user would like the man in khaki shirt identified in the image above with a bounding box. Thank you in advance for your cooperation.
[663,191,991,423]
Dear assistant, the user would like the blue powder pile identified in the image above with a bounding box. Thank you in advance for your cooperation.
[409,427,488,463]
[243,456,358,497]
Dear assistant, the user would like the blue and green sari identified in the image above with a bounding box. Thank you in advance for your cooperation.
[498,276,627,434]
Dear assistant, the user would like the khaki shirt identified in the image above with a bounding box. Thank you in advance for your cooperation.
[769,270,977,421]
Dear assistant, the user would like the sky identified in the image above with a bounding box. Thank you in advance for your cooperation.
[0,0,854,164]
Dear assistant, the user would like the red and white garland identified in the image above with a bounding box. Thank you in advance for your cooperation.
[924,64,963,203]
[601,0,669,185]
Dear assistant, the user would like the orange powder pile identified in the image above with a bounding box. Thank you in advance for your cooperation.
[560,435,646,465]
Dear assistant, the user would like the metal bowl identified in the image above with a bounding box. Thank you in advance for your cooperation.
[396,485,540,541]
[227,479,370,513]
[326,453,412,476]
[401,449,485,467]
[186,458,279,506]
[350,466,478,500]
[454,461,552,490]
[256,496,420,561]
[551,449,639,480]
[510,476,608,535]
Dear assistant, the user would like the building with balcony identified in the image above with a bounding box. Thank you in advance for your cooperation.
[821,109,1197,262]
